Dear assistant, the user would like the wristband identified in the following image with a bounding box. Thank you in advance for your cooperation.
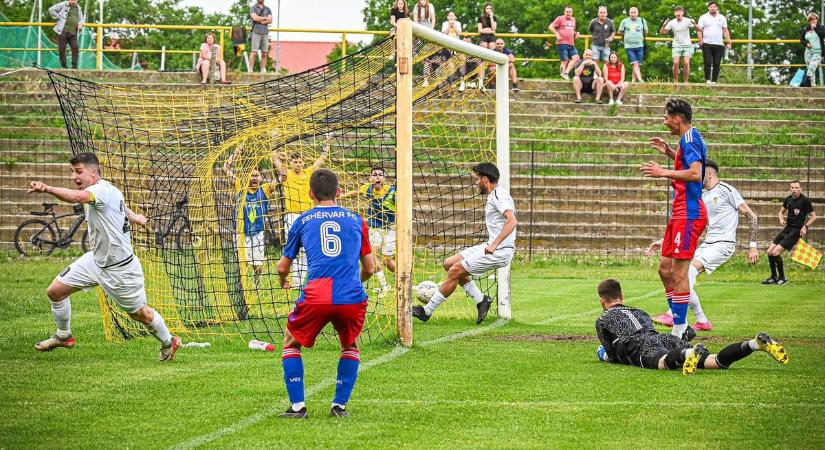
[749,242,757,249]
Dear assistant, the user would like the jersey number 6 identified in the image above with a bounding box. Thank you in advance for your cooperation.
[320,221,341,257]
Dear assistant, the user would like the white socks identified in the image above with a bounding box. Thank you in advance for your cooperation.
[51,298,71,338]
[424,290,446,316]
[291,402,306,411]
[672,323,687,338]
[462,280,484,304]
[747,339,760,351]
[375,270,388,288]
[147,308,173,347]
[687,265,709,324]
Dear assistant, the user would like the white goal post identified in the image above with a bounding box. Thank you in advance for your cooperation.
[395,19,511,347]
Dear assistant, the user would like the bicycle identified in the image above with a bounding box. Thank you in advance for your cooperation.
[15,202,90,256]
[155,197,193,250]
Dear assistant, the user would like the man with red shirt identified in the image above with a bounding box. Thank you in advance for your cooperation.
[641,98,708,339]
[276,169,375,419]
[550,6,580,80]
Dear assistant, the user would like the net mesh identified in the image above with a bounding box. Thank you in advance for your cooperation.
[46,36,501,344]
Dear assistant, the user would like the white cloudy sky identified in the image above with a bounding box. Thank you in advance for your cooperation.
[178,0,372,42]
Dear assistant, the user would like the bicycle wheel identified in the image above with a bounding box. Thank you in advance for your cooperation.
[81,228,90,253]
[14,219,57,256]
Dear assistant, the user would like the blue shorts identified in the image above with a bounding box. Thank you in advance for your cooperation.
[590,45,611,61]
[626,47,644,64]
[557,44,578,61]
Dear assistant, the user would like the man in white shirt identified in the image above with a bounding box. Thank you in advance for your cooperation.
[697,1,732,84]
[660,6,697,84]
[413,163,517,324]
[28,152,181,361]
[646,160,759,331]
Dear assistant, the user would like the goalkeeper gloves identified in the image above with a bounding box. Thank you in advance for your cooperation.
[596,345,609,362]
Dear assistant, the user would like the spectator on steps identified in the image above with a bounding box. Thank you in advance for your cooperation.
[800,12,824,87]
[550,6,580,81]
[197,33,231,85]
[573,48,605,104]
[390,0,409,33]
[494,38,519,92]
[601,51,628,106]
[618,6,648,83]
[48,0,84,70]
[661,6,697,84]
[588,6,615,63]
[249,0,273,73]
[104,33,121,51]
[412,0,436,29]
[697,1,732,85]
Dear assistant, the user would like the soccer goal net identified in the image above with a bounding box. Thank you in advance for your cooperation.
[46,18,510,346]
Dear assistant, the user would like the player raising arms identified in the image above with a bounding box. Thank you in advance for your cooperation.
[413,162,517,324]
[646,159,759,331]
[641,98,707,339]
[28,153,181,360]
[276,169,375,419]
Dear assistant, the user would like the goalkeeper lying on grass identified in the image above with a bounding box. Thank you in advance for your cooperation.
[594,279,788,375]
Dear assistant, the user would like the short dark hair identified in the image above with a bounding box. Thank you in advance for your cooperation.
[70,152,99,168]
[790,179,801,186]
[674,5,685,12]
[665,97,693,123]
[310,168,339,200]
[707,1,718,6]
[288,152,303,161]
[597,279,623,301]
[705,159,719,175]
[370,166,385,176]
[472,162,500,184]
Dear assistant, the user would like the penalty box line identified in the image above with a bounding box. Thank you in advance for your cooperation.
[168,319,509,450]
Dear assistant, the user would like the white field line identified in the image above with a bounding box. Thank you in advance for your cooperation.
[357,398,825,409]
[532,289,662,325]
[168,319,508,450]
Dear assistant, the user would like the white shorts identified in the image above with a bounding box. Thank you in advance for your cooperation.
[460,244,515,277]
[240,231,265,266]
[369,227,396,256]
[57,251,147,313]
[694,241,736,274]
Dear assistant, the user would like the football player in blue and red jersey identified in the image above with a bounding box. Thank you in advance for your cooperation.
[276,168,375,419]
[641,98,708,339]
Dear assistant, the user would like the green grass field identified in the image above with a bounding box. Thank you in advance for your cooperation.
[1,256,824,449]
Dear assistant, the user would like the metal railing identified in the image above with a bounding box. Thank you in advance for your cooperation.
[0,21,821,73]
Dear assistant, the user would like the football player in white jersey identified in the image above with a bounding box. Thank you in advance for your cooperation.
[646,160,759,331]
[413,162,517,324]
[27,153,181,361]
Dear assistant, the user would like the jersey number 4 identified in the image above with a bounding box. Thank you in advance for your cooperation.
[320,221,342,257]
[673,232,681,254]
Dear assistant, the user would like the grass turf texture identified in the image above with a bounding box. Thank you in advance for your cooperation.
[1,256,824,449]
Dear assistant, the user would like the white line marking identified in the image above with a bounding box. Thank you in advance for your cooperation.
[532,289,661,325]
[357,398,825,409]
[168,319,508,450]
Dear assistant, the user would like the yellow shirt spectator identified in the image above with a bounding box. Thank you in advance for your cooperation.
[282,168,314,213]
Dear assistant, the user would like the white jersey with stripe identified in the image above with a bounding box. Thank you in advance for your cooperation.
[84,179,134,267]
[702,181,745,244]
[485,186,516,249]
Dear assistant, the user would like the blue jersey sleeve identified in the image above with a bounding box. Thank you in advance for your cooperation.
[680,130,705,167]
[283,217,303,259]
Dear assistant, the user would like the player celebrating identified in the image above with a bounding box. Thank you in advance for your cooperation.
[342,166,396,298]
[763,180,817,285]
[28,153,181,360]
[413,162,517,324]
[276,169,375,419]
[223,145,277,286]
[641,98,707,339]
[646,160,759,331]
[274,143,329,288]
[595,279,789,374]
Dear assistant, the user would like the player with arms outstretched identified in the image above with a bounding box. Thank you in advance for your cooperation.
[276,169,375,418]
[646,160,759,331]
[413,162,517,324]
[595,279,789,374]
[641,98,707,339]
[28,152,181,361]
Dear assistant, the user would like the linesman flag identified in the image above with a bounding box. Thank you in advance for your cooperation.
[791,239,822,269]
